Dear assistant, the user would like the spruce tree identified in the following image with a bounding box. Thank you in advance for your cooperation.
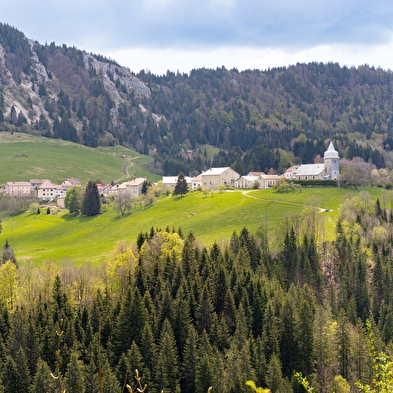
[181,325,198,393]
[173,172,188,197]
[156,319,180,393]
[64,351,85,393]
[265,354,284,393]
[81,180,101,216]
[30,358,57,393]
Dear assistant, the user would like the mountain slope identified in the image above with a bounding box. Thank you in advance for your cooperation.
[0,23,392,178]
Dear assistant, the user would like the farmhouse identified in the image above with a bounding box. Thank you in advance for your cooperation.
[5,182,31,197]
[191,174,202,190]
[62,178,82,187]
[29,179,49,191]
[163,176,193,191]
[235,175,259,189]
[258,174,282,188]
[124,178,146,196]
[201,167,240,190]
[37,180,56,201]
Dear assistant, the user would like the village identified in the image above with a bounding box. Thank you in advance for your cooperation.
[3,142,340,206]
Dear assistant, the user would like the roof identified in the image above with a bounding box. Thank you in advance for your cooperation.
[192,174,203,181]
[29,179,48,184]
[324,141,339,159]
[163,176,193,183]
[238,175,259,183]
[295,164,325,176]
[124,178,145,186]
[162,176,179,184]
[38,180,55,189]
[261,175,281,180]
[6,181,30,186]
[63,178,82,185]
[247,172,266,176]
[285,166,299,172]
[202,167,231,176]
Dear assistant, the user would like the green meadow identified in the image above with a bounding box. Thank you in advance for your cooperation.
[0,132,160,184]
[0,186,389,266]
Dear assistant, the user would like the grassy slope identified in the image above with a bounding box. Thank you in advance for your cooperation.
[0,132,160,184]
[1,187,390,266]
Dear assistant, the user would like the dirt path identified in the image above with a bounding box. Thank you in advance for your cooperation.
[114,157,140,183]
[241,190,331,213]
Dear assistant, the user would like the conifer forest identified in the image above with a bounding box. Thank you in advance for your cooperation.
[0,193,392,392]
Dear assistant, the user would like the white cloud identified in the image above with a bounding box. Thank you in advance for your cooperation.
[108,36,393,75]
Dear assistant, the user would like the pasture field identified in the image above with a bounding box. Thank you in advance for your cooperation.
[0,132,160,184]
[0,186,389,266]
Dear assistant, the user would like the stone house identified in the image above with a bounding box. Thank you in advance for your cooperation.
[201,167,240,190]
[37,180,56,201]
[5,182,31,197]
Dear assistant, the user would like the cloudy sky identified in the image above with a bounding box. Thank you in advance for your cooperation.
[2,0,393,75]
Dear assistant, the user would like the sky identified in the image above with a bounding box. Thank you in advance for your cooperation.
[2,0,393,75]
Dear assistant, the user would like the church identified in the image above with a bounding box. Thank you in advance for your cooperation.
[292,141,340,180]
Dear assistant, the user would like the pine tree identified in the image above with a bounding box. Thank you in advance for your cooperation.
[30,358,57,393]
[195,282,215,334]
[81,180,101,216]
[172,285,192,355]
[114,287,147,357]
[336,309,351,380]
[100,352,120,393]
[181,325,198,393]
[173,172,188,197]
[64,351,85,393]
[265,354,284,393]
[156,319,180,393]
[139,323,157,387]
[2,355,22,392]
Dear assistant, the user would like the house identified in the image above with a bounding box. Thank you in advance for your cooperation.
[124,178,146,196]
[201,167,240,190]
[258,174,283,188]
[162,176,193,191]
[29,179,49,191]
[293,164,326,180]
[292,141,340,180]
[247,172,266,177]
[55,184,72,197]
[234,175,260,189]
[5,182,31,197]
[191,174,203,190]
[61,178,82,187]
[284,166,299,179]
[37,180,56,201]
[57,195,66,208]
[97,184,111,197]
[108,183,127,196]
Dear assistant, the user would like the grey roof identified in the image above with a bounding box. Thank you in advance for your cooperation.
[295,164,325,176]
[238,175,259,183]
[324,141,339,159]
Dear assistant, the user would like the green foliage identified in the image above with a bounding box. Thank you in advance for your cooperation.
[292,179,337,186]
[81,180,101,216]
[173,172,189,197]
[65,186,82,215]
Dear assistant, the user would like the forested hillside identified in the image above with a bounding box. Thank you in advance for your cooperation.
[0,192,392,392]
[0,23,391,179]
